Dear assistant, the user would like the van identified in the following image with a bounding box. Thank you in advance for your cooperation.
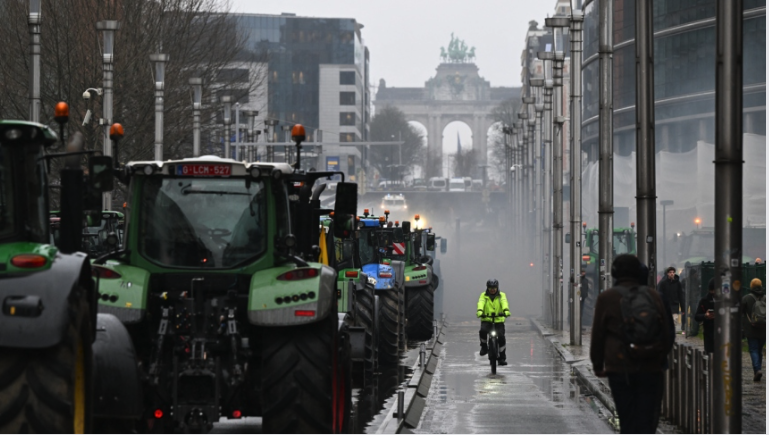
[449,178,466,192]
[427,177,447,191]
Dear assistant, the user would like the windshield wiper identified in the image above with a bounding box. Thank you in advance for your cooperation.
[181,188,249,196]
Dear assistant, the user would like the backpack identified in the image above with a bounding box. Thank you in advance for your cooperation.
[748,294,766,325]
[617,286,666,360]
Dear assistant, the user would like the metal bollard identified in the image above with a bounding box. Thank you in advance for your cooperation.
[419,343,426,369]
[433,319,438,339]
[684,346,692,432]
[672,343,680,425]
[395,389,405,420]
[707,354,713,434]
[663,350,672,419]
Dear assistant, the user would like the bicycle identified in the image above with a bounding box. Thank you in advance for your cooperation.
[487,313,501,374]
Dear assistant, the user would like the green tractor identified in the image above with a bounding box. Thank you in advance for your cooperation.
[0,118,141,433]
[318,212,378,382]
[400,215,440,341]
[580,225,637,285]
[94,128,354,433]
[50,210,125,257]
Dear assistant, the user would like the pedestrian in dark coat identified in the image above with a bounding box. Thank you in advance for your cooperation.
[742,278,766,381]
[694,278,716,354]
[580,269,590,327]
[657,266,685,333]
[590,255,672,434]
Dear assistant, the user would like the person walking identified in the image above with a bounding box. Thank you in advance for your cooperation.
[590,255,672,434]
[742,278,766,382]
[580,269,590,327]
[657,266,685,335]
[477,279,510,365]
[694,278,716,354]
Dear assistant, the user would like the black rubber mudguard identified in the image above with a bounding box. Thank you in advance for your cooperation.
[0,252,92,348]
[92,313,142,419]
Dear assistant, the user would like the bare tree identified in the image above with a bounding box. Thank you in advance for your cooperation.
[369,106,425,181]
[0,0,266,171]
[487,98,521,181]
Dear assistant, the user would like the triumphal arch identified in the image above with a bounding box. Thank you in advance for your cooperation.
[375,34,518,177]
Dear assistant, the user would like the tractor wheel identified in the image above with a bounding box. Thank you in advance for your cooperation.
[0,290,93,433]
[261,313,351,433]
[398,286,408,351]
[353,283,377,379]
[405,285,434,341]
[376,289,401,366]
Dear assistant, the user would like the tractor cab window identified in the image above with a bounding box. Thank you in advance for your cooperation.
[139,177,267,268]
[612,232,632,256]
[0,146,14,239]
[358,229,377,265]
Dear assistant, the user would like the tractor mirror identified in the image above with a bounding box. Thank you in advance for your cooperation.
[565,233,571,244]
[440,238,447,254]
[89,156,114,192]
[334,182,358,216]
[426,233,436,251]
[402,221,411,234]
[333,214,353,239]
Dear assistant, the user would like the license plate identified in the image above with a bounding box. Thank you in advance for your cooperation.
[176,164,231,177]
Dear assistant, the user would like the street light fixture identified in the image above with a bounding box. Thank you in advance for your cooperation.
[150,53,169,161]
[96,19,119,210]
[189,77,202,157]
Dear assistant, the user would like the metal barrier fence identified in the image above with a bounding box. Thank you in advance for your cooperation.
[662,342,713,433]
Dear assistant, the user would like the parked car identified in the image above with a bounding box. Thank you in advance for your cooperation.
[449,178,466,192]
[428,177,447,191]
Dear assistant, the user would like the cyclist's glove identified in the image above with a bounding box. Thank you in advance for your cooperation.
[504,311,510,317]
[477,310,483,318]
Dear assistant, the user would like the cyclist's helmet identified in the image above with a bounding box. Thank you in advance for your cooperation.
[486,279,499,289]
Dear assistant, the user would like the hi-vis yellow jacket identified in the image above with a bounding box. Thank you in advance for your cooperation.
[477,291,510,323]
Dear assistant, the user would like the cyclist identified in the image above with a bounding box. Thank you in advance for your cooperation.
[477,279,511,365]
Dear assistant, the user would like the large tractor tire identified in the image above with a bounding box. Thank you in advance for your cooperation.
[261,313,351,433]
[0,292,93,433]
[376,289,401,365]
[398,287,407,351]
[353,283,377,378]
[405,285,434,341]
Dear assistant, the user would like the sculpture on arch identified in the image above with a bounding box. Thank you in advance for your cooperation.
[440,33,476,64]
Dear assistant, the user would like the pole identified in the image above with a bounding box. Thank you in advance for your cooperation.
[544,80,553,326]
[635,0,657,286]
[598,0,614,293]
[190,78,202,157]
[534,98,544,315]
[97,20,119,211]
[150,54,168,162]
[552,51,565,330]
[222,96,232,159]
[714,0,743,431]
[28,0,41,123]
[234,103,241,161]
[569,9,584,344]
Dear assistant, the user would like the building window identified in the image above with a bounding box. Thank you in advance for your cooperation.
[339,71,356,85]
[216,68,249,83]
[340,112,356,126]
[340,133,358,142]
[340,92,356,105]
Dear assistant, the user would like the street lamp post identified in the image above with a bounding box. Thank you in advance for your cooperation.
[598,0,614,293]
[96,20,119,210]
[190,78,202,157]
[660,200,674,268]
[538,49,555,326]
[28,0,41,122]
[234,102,241,160]
[547,15,570,330]
[569,8,584,345]
[282,125,292,163]
[714,2,744,430]
[150,53,169,161]
[265,119,279,162]
[221,95,232,158]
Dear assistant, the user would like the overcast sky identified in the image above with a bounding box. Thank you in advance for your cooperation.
[231,0,561,176]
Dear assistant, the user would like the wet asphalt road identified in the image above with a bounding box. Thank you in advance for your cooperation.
[414,320,613,434]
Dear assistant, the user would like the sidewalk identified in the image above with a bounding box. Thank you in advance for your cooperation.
[532,320,766,434]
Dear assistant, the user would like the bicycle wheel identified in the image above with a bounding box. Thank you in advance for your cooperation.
[488,338,497,375]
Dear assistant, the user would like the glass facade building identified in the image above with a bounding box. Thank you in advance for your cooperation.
[581,0,766,161]
[231,13,369,138]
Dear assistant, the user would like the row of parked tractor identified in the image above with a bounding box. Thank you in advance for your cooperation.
[0,110,445,434]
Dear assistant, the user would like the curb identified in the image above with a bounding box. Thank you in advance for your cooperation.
[375,321,446,434]
[530,318,617,420]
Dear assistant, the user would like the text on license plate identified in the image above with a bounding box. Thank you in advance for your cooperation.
[176,164,231,176]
